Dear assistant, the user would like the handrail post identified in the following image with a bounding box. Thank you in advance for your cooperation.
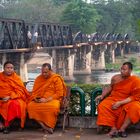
[90,87,102,116]
[71,87,85,116]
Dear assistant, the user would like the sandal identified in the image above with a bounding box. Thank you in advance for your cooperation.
[110,131,119,138]
[0,122,4,132]
[118,131,127,138]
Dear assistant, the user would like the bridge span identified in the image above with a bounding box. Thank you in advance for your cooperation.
[0,18,139,82]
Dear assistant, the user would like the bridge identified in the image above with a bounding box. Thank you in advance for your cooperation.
[0,18,138,82]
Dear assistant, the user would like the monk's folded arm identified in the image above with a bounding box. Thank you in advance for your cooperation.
[119,97,132,105]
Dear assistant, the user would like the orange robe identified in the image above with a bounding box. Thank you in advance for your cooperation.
[27,73,67,128]
[0,72,30,128]
[97,75,140,129]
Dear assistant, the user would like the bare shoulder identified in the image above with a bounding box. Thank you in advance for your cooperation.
[111,74,122,85]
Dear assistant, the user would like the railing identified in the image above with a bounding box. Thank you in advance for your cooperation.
[70,86,102,117]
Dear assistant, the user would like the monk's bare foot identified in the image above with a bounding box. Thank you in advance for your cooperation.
[39,121,53,134]
[107,127,118,138]
[43,128,53,134]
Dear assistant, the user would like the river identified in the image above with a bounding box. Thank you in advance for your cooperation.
[26,71,140,92]
[28,71,140,84]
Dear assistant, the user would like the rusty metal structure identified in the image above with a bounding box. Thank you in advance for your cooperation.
[0,17,135,51]
[0,18,73,50]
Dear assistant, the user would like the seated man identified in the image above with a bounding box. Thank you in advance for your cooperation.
[0,61,30,134]
[96,62,140,138]
[27,63,67,134]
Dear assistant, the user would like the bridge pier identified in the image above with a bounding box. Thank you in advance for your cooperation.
[48,48,75,81]
[106,44,117,63]
[50,49,57,73]
[111,44,117,63]
[91,45,107,70]
[1,53,7,70]
[74,45,92,74]
[115,43,124,57]
[20,53,28,82]
[66,49,75,80]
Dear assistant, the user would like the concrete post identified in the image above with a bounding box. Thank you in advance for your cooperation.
[51,49,57,73]
[120,44,124,56]
[99,46,106,69]
[65,49,75,80]
[74,46,92,74]
[91,45,107,70]
[1,53,7,71]
[111,44,117,63]
[20,53,28,82]
[84,46,92,74]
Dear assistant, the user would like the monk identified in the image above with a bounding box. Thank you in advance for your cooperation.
[27,63,67,134]
[0,61,30,134]
[96,62,140,138]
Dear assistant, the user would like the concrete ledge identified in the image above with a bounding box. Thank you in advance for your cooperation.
[69,116,97,128]
[57,116,140,129]
[5,116,140,130]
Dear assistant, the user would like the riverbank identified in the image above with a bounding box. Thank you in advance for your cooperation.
[106,53,140,71]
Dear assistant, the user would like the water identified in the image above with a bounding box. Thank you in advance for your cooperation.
[28,71,120,84]
[72,71,119,84]
[28,71,140,84]
[26,71,140,92]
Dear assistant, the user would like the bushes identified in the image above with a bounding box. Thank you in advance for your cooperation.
[68,83,105,116]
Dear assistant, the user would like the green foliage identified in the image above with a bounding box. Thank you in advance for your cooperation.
[0,0,140,39]
[128,57,137,66]
[105,63,120,71]
[67,83,101,93]
[2,0,66,23]
[95,0,133,35]
[61,0,101,33]
[68,84,103,116]
[52,0,71,6]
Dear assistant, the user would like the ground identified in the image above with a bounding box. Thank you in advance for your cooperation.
[0,127,140,140]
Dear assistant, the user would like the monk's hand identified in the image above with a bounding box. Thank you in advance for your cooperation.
[34,97,41,103]
[2,96,11,102]
[95,95,103,105]
[112,101,121,110]
[39,98,49,103]
[40,97,53,103]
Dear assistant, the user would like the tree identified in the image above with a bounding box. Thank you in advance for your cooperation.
[118,0,140,39]
[61,0,101,33]
[2,0,67,23]
[95,0,133,37]
[52,0,71,5]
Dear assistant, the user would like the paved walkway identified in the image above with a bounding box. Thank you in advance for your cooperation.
[0,128,140,140]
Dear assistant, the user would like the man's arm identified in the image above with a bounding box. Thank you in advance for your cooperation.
[101,85,112,99]
[95,77,114,102]
[112,97,131,109]
[95,74,121,103]
[95,85,112,103]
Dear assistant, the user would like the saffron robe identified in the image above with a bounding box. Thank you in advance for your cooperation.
[97,75,140,129]
[0,72,30,128]
[27,74,67,128]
